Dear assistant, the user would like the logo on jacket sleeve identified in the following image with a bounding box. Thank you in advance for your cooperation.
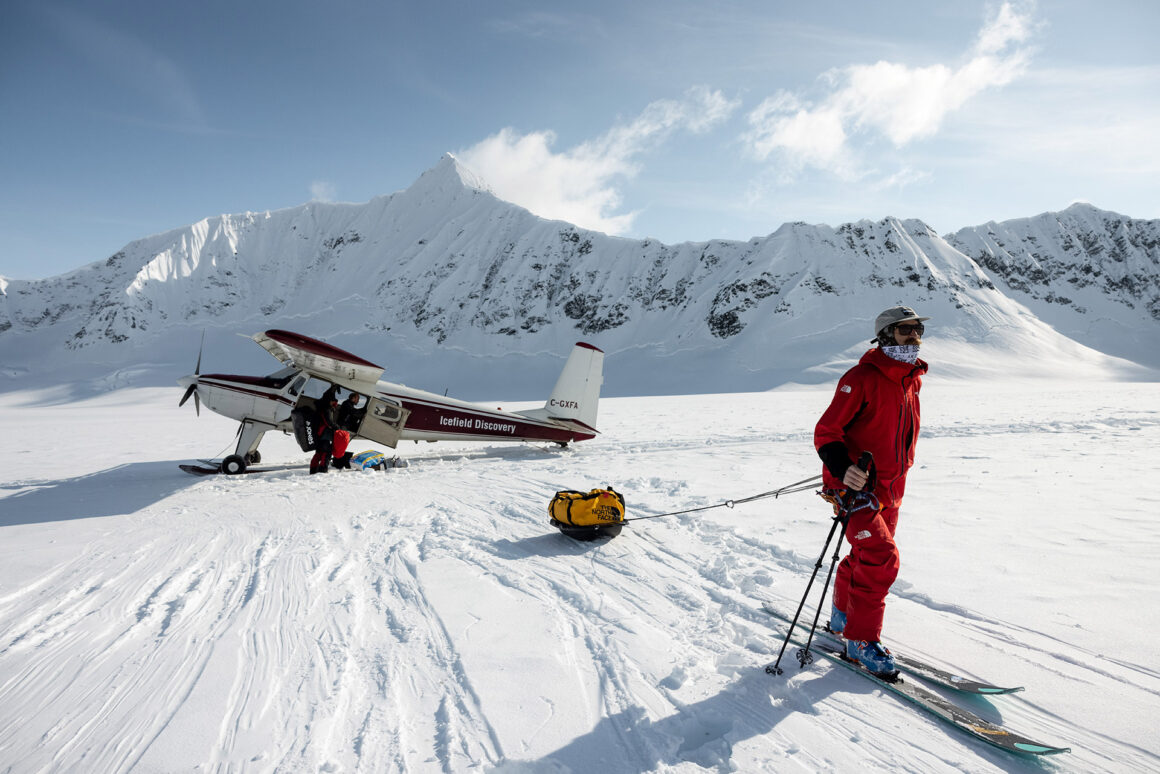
[840,384,852,394]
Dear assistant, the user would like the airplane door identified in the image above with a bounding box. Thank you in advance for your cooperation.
[356,397,411,448]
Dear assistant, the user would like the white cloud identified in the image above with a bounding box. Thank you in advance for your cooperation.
[746,91,852,177]
[974,1,1034,56]
[311,181,337,202]
[458,87,740,235]
[743,2,1035,178]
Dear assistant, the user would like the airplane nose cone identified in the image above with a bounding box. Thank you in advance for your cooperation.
[177,375,195,389]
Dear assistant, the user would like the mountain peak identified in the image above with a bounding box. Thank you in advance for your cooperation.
[1057,201,1139,225]
[408,154,492,197]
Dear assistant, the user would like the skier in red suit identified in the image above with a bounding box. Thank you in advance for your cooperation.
[814,305,929,675]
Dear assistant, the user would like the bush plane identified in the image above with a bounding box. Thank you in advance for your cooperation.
[178,329,604,474]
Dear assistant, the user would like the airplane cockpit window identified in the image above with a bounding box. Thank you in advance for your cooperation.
[301,378,339,399]
[373,400,403,423]
[289,376,307,396]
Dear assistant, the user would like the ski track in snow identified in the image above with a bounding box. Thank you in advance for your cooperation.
[0,384,1158,772]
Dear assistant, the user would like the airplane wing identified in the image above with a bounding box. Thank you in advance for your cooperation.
[251,330,384,387]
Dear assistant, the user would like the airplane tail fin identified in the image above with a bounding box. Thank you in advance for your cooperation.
[518,342,604,432]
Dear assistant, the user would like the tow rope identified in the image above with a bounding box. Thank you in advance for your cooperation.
[621,474,824,523]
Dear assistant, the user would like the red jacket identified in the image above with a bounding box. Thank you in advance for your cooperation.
[814,348,928,507]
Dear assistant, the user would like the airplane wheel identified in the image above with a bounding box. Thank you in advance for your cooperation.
[246,450,261,464]
[222,454,248,475]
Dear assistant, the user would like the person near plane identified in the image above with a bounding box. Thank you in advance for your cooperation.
[331,392,366,470]
[814,305,929,676]
[330,391,363,470]
[337,392,365,432]
[310,387,340,474]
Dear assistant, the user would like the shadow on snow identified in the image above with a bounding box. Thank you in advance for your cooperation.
[0,461,202,527]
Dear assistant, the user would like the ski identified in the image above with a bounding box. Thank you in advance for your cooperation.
[180,464,222,476]
[762,603,1022,695]
[179,463,302,476]
[764,631,1069,756]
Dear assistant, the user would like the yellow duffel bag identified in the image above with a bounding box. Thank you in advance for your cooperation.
[549,487,625,539]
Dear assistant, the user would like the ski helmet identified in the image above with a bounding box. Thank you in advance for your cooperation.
[873,305,929,345]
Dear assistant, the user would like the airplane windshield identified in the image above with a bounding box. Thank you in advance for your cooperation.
[263,366,301,390]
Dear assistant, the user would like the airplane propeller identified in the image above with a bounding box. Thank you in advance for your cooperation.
[179,332,205,416]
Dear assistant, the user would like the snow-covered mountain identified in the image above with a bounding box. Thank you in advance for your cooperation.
[946,203,1160,367]
[1,156,1157,397]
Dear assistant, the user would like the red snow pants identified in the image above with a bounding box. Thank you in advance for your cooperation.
[833,503,900,642]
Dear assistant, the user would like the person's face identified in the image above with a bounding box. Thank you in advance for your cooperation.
[891,321,923,346]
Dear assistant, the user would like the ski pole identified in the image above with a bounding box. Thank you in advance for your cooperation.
[764,507,845,675]
[798,454,872,668]
[766,452,872,676]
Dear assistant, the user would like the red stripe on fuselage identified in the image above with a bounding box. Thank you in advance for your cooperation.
[202,373,293,390]
[381,392,594,444]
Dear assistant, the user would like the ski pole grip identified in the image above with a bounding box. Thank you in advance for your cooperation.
[837,451,876,516]
[841,451,873,504]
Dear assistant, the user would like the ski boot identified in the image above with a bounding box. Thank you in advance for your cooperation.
[828,604,846,636]
[846,639,898,679]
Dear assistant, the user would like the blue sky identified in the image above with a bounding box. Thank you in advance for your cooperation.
[1,0,1157,279]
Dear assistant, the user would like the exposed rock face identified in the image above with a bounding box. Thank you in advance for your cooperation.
[948,203,1159,321]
